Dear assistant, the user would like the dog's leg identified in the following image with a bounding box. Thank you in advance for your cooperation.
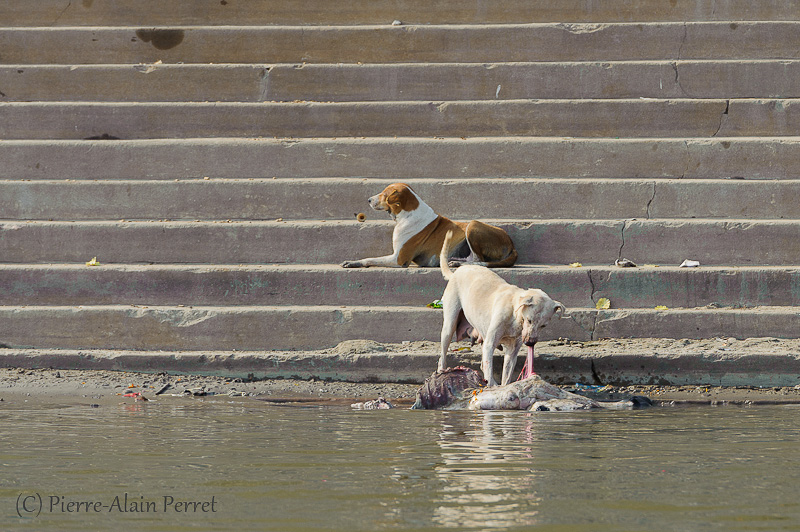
[342,254,399,268]
[439,291,461,372]
[500,340,523,386]
[481,325,506,387]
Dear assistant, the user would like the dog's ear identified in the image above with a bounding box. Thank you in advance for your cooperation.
[513,295,536,315]
[553,302,565,318]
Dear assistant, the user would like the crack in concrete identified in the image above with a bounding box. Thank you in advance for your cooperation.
[646,181,656,219]
[712,99,730,137]
[671,61,688,97]
[53,1,72,26]
[569,313,597,341]
[617,220,628,260]
[258,66,272,102]
[681,139,690,178]
[590,359,603,384]
[677,22,688,61]
[588,269,597,304]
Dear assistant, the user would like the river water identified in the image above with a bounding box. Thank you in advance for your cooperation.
[2,397,800,531]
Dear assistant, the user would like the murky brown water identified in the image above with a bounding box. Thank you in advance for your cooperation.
[2,398,800,531]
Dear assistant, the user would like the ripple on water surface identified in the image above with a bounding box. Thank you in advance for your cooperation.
[2,400,800,531]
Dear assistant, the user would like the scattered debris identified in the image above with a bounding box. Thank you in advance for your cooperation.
[615,258,637,268]
[655,305,669,310]
[412,369,653,411]
[426,299,443,308]
[568,262,583,268]
[85,256,100,266]
[351,397,394,409]
[679,259,700,268]
[595,297,611,310]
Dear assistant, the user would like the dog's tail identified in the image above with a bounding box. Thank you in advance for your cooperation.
[440,230,455,281]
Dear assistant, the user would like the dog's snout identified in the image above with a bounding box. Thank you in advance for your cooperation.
[368,194,382,210]
[523,337,537,347]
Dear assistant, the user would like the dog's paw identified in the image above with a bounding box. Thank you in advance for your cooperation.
[447,260,463,269]
[341,261,363,268]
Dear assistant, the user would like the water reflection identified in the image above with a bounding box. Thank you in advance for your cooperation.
[433,411,543,529]
[3,399,800,530]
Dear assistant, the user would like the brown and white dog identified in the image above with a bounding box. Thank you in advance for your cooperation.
[341,183,517,268]
[438,230,564,387]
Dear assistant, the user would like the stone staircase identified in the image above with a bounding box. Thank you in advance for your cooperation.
[1,1,799,370]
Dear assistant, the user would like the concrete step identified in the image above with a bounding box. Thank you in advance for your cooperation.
[3,178,799,222]
[6,0,800,26]
[0,304,797,351]
[6,61,800,102]
[1,219,799,265]
[5,99,800,140]
[2,23,799,65]
[4,138,800,180]
[2,264,798,309]
[5,339,800,386]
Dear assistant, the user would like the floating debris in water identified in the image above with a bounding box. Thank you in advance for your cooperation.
[351,397,394,410]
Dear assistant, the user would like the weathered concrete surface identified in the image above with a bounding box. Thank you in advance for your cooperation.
[592,307,800,341]
[264,61,800,102]
[1,1,799,372]
[0,64,272,103]
[2,24,800,65]
[5,0,800,26]
[2,219,799,265]
[535,339,800,387]
[3,338,800,386]
[11,99,800,139]
[0,305,798,351]
[0,99,748,140]
[0,348,441,383]
[7,62,800,102]
[3,178,799,221]
[0,305,585,350]
[4,138,800,180]
[0,178,655,221]
[586,267,800,309]
[3,264,799,309]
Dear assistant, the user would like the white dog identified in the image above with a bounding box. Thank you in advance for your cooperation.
[438,231,565,386]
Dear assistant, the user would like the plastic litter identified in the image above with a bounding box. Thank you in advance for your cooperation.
[426,299,443,308]
[679,259,700,268]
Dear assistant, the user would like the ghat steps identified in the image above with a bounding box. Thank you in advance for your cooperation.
[1,1,799,365]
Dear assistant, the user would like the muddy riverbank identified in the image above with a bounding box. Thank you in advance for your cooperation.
[3,365,800,408]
